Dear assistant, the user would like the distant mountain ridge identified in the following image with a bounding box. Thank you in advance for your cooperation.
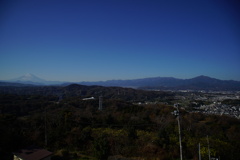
[80,77,182,87]
[79,75,240,91]
[1,74,240,91]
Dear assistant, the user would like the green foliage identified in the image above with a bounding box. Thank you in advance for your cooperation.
[0,93,240,159]
[156,128,170,148]
[93,135,110,160]
[126,126,138,139]
[222,99,240,105]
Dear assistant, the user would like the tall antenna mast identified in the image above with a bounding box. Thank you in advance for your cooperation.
[98,95,103,111]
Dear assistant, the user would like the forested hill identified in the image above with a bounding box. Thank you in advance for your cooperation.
[1,83,240,160]
[0,84,173,102]
[0,93,240,160]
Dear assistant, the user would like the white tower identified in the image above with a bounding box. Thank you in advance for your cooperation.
[99,96,103,111]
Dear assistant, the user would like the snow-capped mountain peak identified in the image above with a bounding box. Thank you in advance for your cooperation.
[7,73,63,85]
[12,73,46,83]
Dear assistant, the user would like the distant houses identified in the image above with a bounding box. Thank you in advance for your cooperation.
[13,146,52,160]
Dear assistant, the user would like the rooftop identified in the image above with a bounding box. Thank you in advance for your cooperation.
[13,146,52,160]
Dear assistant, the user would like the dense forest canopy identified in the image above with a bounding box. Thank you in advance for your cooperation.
[0,85,240,160]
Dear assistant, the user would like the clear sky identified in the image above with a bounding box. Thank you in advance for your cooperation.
[0,0,240,82]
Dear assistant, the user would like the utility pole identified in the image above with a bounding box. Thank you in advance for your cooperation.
[199,143,201,160]
[173,104,183,160]
[44,107,47,146]
[207,135,211,160]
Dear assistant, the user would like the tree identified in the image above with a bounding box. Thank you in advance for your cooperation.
[93,134,110,160]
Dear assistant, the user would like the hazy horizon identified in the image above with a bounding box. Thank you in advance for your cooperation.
[1,73,240,83]
[1,0,240,81]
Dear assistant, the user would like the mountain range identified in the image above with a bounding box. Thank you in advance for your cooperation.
[5,73,62,85]
[79,75,240,91]
[1,74,240,91]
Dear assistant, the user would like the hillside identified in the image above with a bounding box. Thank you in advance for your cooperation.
[0,84,174,103]
[0,92,240,160]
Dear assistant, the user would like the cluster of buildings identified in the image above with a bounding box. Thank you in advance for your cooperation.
[180,91,240,119]
[194,103,240,119]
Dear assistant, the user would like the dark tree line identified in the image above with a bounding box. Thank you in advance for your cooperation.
[0,93,240,160]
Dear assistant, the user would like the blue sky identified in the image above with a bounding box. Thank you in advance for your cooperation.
[0,0,240,82]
